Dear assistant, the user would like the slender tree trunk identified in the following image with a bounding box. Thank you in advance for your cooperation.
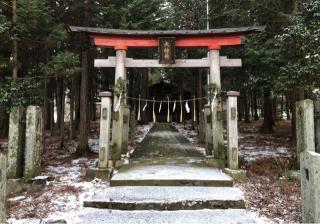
[12,0,18,80]
[59,78,65,148]
[140,69,149,122]
[0,108,8,138]
[47,82,53,131]
[74,75,80,132]
[91,86,96,122]
[272,92,277,122]
[260,89,274,133]
[56,79,62,131]
[70,78,75,139]
[238,96,243,121]
[286,93,291,120]
[44,80,48,130]
[250,93,254,120]
[280,95,284,120]
[253,91,259,120]
[77,35,90,155]
[244,91,250,123]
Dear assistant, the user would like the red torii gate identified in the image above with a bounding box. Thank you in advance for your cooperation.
[70,26,263,168]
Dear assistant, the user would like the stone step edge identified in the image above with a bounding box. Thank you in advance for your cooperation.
[84,199,245,210]
[110,179,233,187]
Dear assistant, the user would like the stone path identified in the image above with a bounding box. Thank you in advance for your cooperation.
[82,123,265,223]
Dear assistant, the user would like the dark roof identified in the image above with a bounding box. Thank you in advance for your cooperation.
[69,26,264,36]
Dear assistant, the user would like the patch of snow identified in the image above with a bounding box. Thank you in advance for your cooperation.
[88,138,99,153]
[239,146,292,162]
[7,196,26,202]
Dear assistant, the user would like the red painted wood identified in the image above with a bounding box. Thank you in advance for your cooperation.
[92,34,243,50]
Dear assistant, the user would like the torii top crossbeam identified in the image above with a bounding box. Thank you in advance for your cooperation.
[69,26,263,50]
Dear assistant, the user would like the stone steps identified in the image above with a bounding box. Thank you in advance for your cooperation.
[84,186,245,210]
[110,163,233,187]
[73,209,262,224]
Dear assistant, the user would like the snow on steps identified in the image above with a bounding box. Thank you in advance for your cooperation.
[110,164,233,187]
[84,186,245,210]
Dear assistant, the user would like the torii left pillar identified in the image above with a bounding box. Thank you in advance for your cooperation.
[209,48,225,160]
[110,47,130,167]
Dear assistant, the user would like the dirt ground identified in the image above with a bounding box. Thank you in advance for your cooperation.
[237,120,300,224]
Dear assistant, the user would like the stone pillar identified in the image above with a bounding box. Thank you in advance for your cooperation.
[0,149,7,223]
[227,91,240,170]
[209,49,224,159]
[7,107,25,178]
[209,49,221,88]
[314,100,320,153]
[204,105,213,156]
[24,106,44,179]
[114,49,127,107]
[110,105,125,164]
[198,110,205,144]
[98,92,112,169]
[300,150,320,223]
[121,106,130,155]
[296,100,315,165]
[110,48,128,167]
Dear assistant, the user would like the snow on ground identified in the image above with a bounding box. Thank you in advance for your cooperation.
[8,157,109,223]
[239,145,292,162]
[7,123,153,223]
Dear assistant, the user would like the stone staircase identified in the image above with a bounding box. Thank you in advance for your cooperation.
[82,124,261,223]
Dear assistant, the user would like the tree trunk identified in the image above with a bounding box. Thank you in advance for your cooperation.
[77,36,90,155]
[59,78,65,148]
[140,69,149,122]
[291,87,305,141]
[197,70,203,111]
[70,78,75,139]
[244,91,250,123]
[74,75,80,132]
[260,89,274,133]
[238,96,243,121]
[272,92,277,122]
[253,91,259,120]
[55,79,62,131]
[280,95,284,120]
[12,0,18,80]
[286,93,291,120]
[0,108,9,138]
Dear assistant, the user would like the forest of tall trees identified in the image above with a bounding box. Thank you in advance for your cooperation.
[0,0,319,149]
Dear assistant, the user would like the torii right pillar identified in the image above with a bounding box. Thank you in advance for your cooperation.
[209,48,225,160]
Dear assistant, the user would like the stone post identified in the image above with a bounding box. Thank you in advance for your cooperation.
[110,48,128,167]
[209,49,224,159]
[98,92,112,169]
[314,100,320,153]
[227,91,240,170]
[24,106,44,179]
[296,100,315,165]
[300,150,320,223]
[121,106,130,155]
[204,105,213,156]
[114,49,127,108]
[7,107,25,178]
[0,149,7,223]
